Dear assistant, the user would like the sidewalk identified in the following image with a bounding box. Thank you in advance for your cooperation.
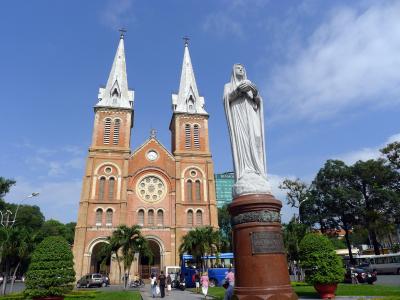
[140,287,205,299]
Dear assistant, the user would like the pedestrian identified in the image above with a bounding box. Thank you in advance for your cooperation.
[224,268,235,300]
[193,270,200,293]
[158,271,166,298]
[166,273,172,296]
[150,273,157,298]
[200,271,209,300]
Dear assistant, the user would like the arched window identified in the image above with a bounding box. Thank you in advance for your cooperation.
[113,119,120,145]
[108,177,115,200]
[187,210,193,226]
[195,180,201,202]
[196,210,203,226]
[148,210,154,226]
[99,177,106,200]
[185,124,191,149]
[188,97,195,113]
[157,210,164,226]
[186,180,193,202]
[193,124,200,149]
[103,118,111,144]
[96,208,103,226]
[106,209,113,226]
[138,209,144,226]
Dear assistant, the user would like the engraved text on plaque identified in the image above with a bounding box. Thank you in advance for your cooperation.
[250,231,285,254]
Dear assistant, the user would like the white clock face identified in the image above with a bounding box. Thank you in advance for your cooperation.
[147,150,158,161]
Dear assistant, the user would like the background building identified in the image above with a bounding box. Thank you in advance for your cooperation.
[73,35,218,283]
[214,172,234,208]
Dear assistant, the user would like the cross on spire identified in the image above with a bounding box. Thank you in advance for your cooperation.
[183,36,190,46]
[119,28,127,39]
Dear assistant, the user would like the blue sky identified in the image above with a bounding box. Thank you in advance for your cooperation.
[1,0,399,223]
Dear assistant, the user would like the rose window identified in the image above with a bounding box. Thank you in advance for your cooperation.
[137,175,166,202]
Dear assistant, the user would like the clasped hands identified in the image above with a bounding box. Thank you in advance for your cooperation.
[237,80,258,95]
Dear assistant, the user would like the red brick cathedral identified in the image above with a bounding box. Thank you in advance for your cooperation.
[73,35,218,282]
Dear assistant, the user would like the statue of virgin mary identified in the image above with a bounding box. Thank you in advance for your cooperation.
[223,64,272,197]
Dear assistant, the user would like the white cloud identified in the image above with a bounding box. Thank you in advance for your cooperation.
[4,178,81,223]
[267,1,400,122]
[202,0,268,38]
[337,132,400,165]
[203,12,244,38]
[100,0,135,29]
[268,173,299,223]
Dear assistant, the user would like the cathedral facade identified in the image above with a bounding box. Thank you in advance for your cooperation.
[73,35,218,282]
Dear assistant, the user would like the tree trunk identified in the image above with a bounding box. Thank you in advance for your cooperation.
[1,260,9,296]
[115,252,122,285]
[370,230,381,255]
[9,261,20,294]
[343,227,355,265]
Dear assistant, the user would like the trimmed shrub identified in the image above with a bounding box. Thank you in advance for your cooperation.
[24,236,75,298]
[299,233,345,285]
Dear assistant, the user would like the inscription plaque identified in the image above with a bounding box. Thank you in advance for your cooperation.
[250,231,285,254]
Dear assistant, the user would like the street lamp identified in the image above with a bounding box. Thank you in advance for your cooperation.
[296,198,309,223]
[0,192,40,227]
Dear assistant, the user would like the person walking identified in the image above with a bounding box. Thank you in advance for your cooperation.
[158,271,166,298]
[193,270,200,293]
[224,268,235,300]
[166,273,172,296]
[150,273,157,298]
[200,271,209,300]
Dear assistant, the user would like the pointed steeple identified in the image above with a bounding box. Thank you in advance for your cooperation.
[172,40,207,114]
[97,33,134,109]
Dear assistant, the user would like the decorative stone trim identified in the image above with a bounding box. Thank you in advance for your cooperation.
[231,210,281,226]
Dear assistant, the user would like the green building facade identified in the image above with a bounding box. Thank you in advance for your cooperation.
[214,172,235,208]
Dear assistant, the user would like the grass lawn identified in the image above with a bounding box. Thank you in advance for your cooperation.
[66,290,142,300]
[0,290,141,300]
[205,284,400,300]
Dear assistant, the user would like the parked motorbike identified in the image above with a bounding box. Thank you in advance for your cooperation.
[130,278,145,288]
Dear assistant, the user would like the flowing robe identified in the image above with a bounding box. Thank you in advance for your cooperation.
[223,66,271,196]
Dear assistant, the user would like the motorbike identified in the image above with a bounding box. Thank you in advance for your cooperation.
[177,278,186,291]
[130,278,145,288]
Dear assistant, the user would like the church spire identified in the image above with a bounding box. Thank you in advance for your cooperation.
[172,39,207,114]
[96,33,134,109]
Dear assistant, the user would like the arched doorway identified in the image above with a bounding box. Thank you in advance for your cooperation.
[139,240,161,279]
[90,242,111,275]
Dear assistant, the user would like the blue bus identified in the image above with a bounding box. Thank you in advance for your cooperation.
[180,252,234,287]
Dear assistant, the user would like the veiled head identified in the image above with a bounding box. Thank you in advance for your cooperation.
[230,64,247,87]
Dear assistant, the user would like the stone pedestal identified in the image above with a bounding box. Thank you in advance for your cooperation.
[229,194,298,300]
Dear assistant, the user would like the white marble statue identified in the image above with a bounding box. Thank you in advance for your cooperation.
[224,64,272,197]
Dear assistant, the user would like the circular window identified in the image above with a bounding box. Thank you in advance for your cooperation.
[190,170,197,177]
[136,175,166,203]
[104,167,112,174]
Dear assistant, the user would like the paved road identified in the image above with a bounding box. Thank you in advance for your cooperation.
[140,286,206,299]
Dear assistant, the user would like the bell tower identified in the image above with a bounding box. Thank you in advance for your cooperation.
[170,40,218,263]
[73,33,134,282]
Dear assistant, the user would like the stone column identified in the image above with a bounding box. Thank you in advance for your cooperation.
[229,194,297,300]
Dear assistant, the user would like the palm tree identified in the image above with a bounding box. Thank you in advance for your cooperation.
[101,225,151,288]
[179,226,221,271]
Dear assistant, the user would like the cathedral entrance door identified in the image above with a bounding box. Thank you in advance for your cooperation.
[139,240,161,279]
[90,242,111,275]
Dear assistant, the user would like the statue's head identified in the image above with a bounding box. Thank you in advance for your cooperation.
[234,64,246,79]
[231,64,247,86]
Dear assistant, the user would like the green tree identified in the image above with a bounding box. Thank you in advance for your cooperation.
[108,225,151,288]
[24,236,75,298]
[299,233,345,285]
[312,160,361,264]
[179,226,221,271]
[350,159,400,255]
[381,141,400,170]
[218,204,232,252]
[282,218,308,262]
